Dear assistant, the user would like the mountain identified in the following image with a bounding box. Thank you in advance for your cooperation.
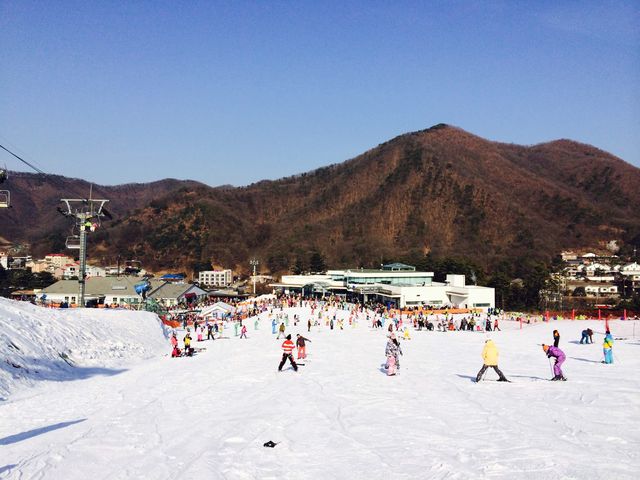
[0,173,204,257]
[2,124,639,274]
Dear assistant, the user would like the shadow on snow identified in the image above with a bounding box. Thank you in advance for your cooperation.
[0,419,86,446]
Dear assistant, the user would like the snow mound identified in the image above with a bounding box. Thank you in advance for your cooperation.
[0,298,169,400]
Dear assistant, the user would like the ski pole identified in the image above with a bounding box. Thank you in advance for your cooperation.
[548,357,554,378]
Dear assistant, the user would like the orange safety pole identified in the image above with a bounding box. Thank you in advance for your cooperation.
[624,309,627,320]
[571,308,575,320]
[598,308,601,321]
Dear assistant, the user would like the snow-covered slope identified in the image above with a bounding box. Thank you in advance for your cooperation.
[1,304,639,479]
[0,297,169,400]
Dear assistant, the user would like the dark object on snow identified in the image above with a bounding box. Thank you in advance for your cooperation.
[263,441,278,448]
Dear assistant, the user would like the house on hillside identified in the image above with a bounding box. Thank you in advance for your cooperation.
[41,276,144,306]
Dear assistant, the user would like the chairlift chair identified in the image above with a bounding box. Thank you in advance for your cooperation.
[0,190,9,208]
[65,235,81,249]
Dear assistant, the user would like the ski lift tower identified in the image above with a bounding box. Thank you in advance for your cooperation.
[59,197,109,307]
[250,259,259,295]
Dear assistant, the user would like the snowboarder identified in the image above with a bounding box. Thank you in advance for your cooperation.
[553,330,560,348]
[603,331,614,364]
[278,334,298,372]
[296,334,311,359]
[240,324,248,339]
[542,344,566,381]
[384,333,403,374]
[475,339,509,382]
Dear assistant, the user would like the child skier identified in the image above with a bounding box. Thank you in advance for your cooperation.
[278,334,298,372]
[475,339,509,382]
[277,322,286,339]
[603,331,614,364]
[240,324,248,339]
[384,333,403,375]
[296,334,311,360]
[170,333,181,357]
[184,330,193,357]
[542,344,566,381]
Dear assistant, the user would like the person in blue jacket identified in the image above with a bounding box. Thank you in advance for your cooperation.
[603,331,614,364]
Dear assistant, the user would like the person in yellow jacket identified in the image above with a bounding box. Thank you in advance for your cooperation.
[475,339,509,382]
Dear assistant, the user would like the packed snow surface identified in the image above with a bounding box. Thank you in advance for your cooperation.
[1,301,639,479]
[0,297,168,400]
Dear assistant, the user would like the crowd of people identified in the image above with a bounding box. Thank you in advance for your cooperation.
[165,293,619,381]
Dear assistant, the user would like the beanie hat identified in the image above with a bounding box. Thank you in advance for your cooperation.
[286,334,291,340]
[542,344,549,352]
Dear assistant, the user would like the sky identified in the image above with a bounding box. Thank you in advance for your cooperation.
[1,0,638,187]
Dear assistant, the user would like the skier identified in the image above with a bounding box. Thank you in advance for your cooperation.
[307,318,312,332]
[184,330,193,357]
[384,333,403,374]
[553,330,560,348]
[475,339,509,382]
[207,323,214,340]
[494,317,501,331]
[271,318,277,335]
[196,325,203,342]
[603,331,614,364]
[587,328,594,344]
[240,324,248,339]
[278,334,298,372]
[542,344,566,381]
[296,334,311,360]
[277,322,286,339]
[170,333,180,357]
[403,326,411,340]
[580,329,589,344]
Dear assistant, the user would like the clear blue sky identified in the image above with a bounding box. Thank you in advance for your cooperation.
[1,1,638,186]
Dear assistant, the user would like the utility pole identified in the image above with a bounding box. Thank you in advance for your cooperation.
[250,259,259,295]
[59,196,109,307]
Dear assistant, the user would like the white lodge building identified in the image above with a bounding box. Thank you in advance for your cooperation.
[272,264,495,311]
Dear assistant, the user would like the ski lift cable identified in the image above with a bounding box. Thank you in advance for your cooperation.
[0,143,47,175]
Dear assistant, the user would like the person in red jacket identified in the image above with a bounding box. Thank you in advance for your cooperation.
[278,334,298,372]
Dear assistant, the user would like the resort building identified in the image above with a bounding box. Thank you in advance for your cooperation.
[272,264,495,310]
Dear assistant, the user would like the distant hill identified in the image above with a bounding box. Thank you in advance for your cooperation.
[2,124,639,274]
